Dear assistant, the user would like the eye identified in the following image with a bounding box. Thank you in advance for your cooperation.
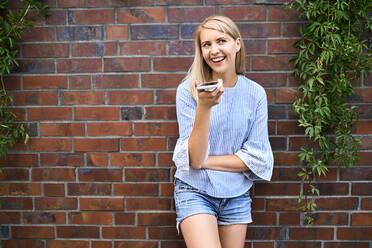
[218,39,227,44]
[202,42,210,48]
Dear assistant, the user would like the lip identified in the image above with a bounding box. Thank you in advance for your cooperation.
[210,56,225,63]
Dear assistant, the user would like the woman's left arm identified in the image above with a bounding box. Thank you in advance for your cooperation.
[203,154,249,172]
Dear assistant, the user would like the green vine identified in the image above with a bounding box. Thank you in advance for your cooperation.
[288,0,371,225]
[0,0,47,159]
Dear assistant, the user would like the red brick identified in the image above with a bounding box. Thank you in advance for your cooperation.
[106,25,129,40]
[108,90,153,104]
[157,0,201,4]
[92,241,112,248]
[68,183,111,196]
[276,242,321,248]
[0,154,37,167]
[289,227,334,240]
[352,183,372,195]
[156,90,176,104]
[276,88,301,103]
[0,168,28,181]
[114,183,158,196]
[252,56,293,71]
[75,107,119,120]
[17,59,55,73]
[78,168,122,182]
[118,8,165,23]
[134,122,178,136]
[239,23,280,38]
[266,89,274,103]
[115,213,135,225]
[69,9,114,24]
[57,59,102,73]
[220,6,265,21]
[244,40,266,54]
[277,121,304,134]
[169,40,195,55]
[354,120,372,134]
[269,137,287,150]
[12,226,54,239]
[62,91,105,104]
[46,240,89,248]
[13,91,57,106]
[40,123,85,136]
[268,6,300,21]
[279,213,300,225]
[40,153,83,167]
[168,7,214,22]
[104,58,150,72]
[2,240,44,248]
[0,197,33,210]
[126,197,171,210]
[22,27,55,41]
[267,198,298,211]
[253,242,275,248]
[87,122,131,136]
[121,138,167,151]
[246,227,282,240]
[361,198,372,210]
[354,88,372,102]
[337,227,372,240]
[273,152,300,166]
[316,197,358,210]
[58,0,105,7]
[110,153,155,166]
[57,226,99,238]
[80,198,123,210]
[351,213,372,226]
[0,183,41,196]
[268,39,300,54]
[0,212,20,224]
[154,57,193,72]
[148,227,179,239]
[28,138,72,152]
[102,227,146,239]
[341,168,372,181]
[75,138,119,152]
[283,23,302,37]
[144,107,176,120]
[23,43,68,58]
[3,76,20,90]
[93,74,139,88]
[308,212,348,225]
[72,42,117,57]
[114,241,157,248]
[138,212,176,226]
[23,212,65,224]
[70,75,91,89]
[160,183,173,196]
[125,168,170,182]
[358,152,372,165]
[69,212,112,225]
[255,182,300,196]
[35,197,77,210]
[46,10,66,25]
[324,242,369,248]
[44,183,65,197]
[142,74,184,88]
[8,108,25,121]
[120,41,166,55]
[251,212,277,225]
[87,153,108,167]
[28,107,72,120]
[32,168,75,181]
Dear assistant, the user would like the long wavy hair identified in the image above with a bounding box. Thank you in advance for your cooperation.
[185,15,246,99]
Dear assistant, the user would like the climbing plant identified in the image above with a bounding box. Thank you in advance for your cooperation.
[288,0,371,225]
[0,0,47,159]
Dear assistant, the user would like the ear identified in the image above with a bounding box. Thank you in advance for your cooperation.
[235,38,241,53]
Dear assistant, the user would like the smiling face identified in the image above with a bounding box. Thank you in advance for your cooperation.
[200,28,241,80]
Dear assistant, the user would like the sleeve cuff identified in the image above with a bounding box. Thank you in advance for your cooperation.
[235,148,273,181]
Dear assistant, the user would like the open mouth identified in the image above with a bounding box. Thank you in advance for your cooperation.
[210,56,225,63]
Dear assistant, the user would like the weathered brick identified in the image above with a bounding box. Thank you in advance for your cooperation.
[244,40,266,54]
[160,182,173,196]
[62,90,105,104]
[46,10,67,25]
[144,106,177,120]
[337,228,372,240]
[168,7,214,22]
[68,183,111,196]
[57,26,103,41]
[93,74,138,88]
[107,0,153,7]
[0,183,41,196]
[87,153,108,167]
[268,39,300,54]
[108,90,153,104]
[307,213,348,226]
[106,25,129,40]
[120,41,166,55]
[268,6,300,21]
[125,168,170,182]
[251,212,277,225]
[40,153,84,167]
[0,197,33,210]
[0,212,20,224]
[58,0,105,7]
[114,183,158,196]
[75,107,119,120]
[23,75,67,89]
[102,227,146,239]
[121,107,143,120]
[72,42,117,57]
[69,212,112,225]
[57,59,102,73]
[220,6,265,21]
[351,183,372,195]
[316,197,359,210]
[121,138,167,151]
[2,240,44,248]
[23,43,69,58]
[80,198,123,210]
[238,23,280,38]
[40,123,85,136]
[12,226,54,239]
[134,122,178,136]
[118,8,165,23]
[69,75,91,88]
[75,138,119,152]
[13,91,57,106]
[69,9,114,24]
[23,212,65,224]
[276,242,321,248]
[22,27,55,42]
[131,25,178,40]
[0,168,28,181]
[32,168,75,181]
[3,76,20,90]
[0,154,37,167]
[78,168,122,182]
[252,56,293,71]
[57,226,99,238]
[138,212,176,226]
[245,227,283,240]
[283,23,303,37]
[156,90,176,104]
[104,58,150,72]
[110,153,155,166]
[16,59,55,74]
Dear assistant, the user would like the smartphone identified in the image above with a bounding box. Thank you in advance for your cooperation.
[196,81,218,91]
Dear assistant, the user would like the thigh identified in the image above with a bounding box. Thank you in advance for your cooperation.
[218,224,247,248]
[181,214,222,248]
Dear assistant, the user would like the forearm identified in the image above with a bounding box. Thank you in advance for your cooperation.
[203,154,250,172]
[188,104,211,169]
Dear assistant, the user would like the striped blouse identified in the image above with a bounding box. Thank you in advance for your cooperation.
[172,74,274,198]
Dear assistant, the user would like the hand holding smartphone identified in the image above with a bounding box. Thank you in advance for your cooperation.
[196,78,222,92]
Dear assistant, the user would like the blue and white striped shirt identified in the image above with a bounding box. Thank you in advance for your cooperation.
[172,74,274,198]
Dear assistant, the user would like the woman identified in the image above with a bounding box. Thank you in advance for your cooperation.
[172,15,273,248]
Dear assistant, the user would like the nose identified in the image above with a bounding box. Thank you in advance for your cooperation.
[210,43,219,55]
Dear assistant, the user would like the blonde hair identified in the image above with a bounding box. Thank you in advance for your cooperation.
[185,15,246,99]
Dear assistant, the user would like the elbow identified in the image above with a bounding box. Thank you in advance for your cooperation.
[190,162,203,170]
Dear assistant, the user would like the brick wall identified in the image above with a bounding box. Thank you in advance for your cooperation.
[1,0,371,247]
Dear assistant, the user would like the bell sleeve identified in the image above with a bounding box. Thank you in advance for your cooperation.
[172,83,209,171]
[235,95,274,181]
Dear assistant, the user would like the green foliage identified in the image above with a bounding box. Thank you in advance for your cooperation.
[288,0,371,225]
[0,0,47,159]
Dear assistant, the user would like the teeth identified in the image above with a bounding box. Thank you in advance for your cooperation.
[212,57,224,62]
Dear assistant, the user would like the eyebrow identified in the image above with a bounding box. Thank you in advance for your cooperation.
[201,35,229,45]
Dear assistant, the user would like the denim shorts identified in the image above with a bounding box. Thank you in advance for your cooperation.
[174,178,252,232]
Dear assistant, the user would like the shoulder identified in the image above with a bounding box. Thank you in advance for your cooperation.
[176,78,195,104]
[238,75,267,101]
